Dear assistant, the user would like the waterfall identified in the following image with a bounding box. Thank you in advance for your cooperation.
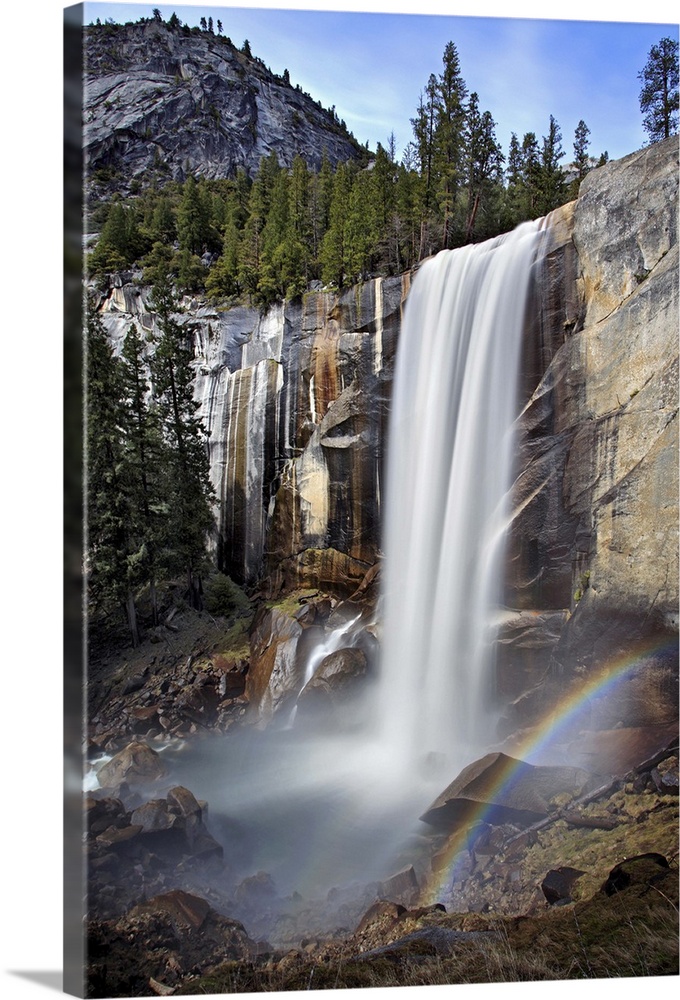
[378,220,545,774]
[87,220,553,944]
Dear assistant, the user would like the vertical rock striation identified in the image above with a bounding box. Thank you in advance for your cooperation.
[98,274,409,592]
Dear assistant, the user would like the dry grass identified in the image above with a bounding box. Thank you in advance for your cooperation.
[176,867,678,994]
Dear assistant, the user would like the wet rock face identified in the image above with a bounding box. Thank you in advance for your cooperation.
[84,21,364,185]
[100,272,407,590]
[501,137,679,724]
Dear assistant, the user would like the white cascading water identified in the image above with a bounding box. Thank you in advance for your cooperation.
[91,220,548,939]
[378,219,545,776]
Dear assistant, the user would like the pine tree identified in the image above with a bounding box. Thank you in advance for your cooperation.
[177,175,211,256]
[569,119,592,199]
[148,196,176,244]
[89,202,147,275]
[463,93,504,242]
[309,151,334,269]
[206,207,241,299]
[434,41,468,249]
[504,132,525,229]
[119,323,167,625]
[573,119,591,180]
[86,306,141,645]
[238,157,279,297]
[343,170,377,284]
[519,131,541,218]
[638,37,679,143]
[371,143,397,273]
[410,76,438,258]
[148,273,215,607]
[536,115,566,216]
[393,158,420,271]
[258,168,292,303]
[320,162,353,287]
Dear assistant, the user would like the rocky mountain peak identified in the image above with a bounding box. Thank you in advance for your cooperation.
[84,19,367,192]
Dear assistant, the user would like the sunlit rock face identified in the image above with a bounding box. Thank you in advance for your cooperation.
[501,136,679,727]
[194,276,409,590]
[84,20,365,186]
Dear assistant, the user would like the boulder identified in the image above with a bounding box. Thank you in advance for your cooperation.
[601,853,670,896]
[166,785,203,818]
[131,799,178,835]
[297,647,368,716]
[378,866,420,907]
[246,607,303,722]
[95,824,143,850]
[355,900,406,936]
[541,866,586,905]
[420,752,594,829]
[96,741,167,790]
[651,756,679,795]
[234,871,278,908]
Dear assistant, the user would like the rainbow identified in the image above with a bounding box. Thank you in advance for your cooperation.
[419,635,678,904]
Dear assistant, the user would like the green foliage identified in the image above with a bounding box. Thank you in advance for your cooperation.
[89,201,148,275]
[148,272,216,606]
[86,306,141,644]
[204,573,251,618]
[638,37,679,143]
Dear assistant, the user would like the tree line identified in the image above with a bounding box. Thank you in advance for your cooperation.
[86,276,215,646]
[89,40,607,306]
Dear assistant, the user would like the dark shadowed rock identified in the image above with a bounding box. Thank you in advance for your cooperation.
[87,889,260,997]
[602,853,670,896]
[541,866,586,905]
[85,795,128,835]
[131,798,178,834]
[421,752,594,829]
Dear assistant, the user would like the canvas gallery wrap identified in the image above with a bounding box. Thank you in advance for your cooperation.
[64,2,679,997]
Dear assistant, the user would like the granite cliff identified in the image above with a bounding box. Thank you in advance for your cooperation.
[84,19,366,191]
[500,135,678,734]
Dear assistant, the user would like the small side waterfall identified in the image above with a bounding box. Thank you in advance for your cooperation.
[378,220,545,774]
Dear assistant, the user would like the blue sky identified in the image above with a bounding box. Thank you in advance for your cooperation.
[81,1,679,163]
